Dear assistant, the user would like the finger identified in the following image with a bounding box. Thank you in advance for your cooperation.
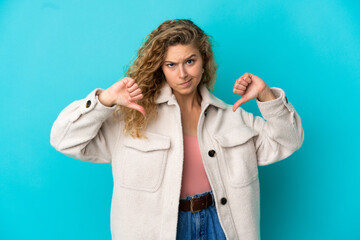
[243,72,252,78]
[242,75,252,84]
[127,83,139,92]
[130,94,143,101]
[130,88,141,97]
[120,78,128,87]
[239,79,249,87]
[128,102,146,116]
[247,72,255,79]
[126,78,135,88]
[232,95,249,112]
[237,77,249,86]
[233,88,245,95]
[234,83,246,91]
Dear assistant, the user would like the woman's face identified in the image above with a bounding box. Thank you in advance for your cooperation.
[162,44,204,98]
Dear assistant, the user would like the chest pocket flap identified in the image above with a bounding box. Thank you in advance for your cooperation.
[214,126,259,187]
[119,132,171,192]
[215,126,258,147]
[123,132,171,152]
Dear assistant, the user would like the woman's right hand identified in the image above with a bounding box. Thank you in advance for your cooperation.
[98,77,146,116]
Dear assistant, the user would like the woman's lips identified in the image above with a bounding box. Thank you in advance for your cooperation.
[180,79,192,87]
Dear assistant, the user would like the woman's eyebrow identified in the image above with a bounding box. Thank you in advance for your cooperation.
[164,54,198,63]
[185,54,197,59]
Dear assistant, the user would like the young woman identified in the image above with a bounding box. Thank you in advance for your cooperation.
[51,19,304,240]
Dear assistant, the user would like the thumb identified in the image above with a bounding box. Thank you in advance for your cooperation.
[232,95,249,112]
[128,102,146,116]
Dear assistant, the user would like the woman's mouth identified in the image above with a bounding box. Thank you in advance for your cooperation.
[180,79,192,87]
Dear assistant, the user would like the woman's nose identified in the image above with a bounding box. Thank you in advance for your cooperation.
[179,65,188,79]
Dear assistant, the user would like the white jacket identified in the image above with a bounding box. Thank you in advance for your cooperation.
[50,82,304,240]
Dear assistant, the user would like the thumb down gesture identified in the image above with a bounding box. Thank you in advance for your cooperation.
[232,72,275,112]
[98,77,146,116]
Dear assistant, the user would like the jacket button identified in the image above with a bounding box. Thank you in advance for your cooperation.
[86,100,91,108]
[220,197,227,205]
[204,110,207,116]
[208,150,216,157]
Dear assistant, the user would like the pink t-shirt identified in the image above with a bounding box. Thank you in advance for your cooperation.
[180,135,212,199]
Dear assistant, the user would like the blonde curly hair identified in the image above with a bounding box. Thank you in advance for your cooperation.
[116,19,217,138]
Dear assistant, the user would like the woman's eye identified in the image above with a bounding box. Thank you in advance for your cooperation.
[186,59,194,64]
[167,63,175,67]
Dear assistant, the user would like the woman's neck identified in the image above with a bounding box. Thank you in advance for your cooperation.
[173,90,202,112]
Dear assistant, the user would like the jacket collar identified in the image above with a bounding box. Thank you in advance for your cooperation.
[155,82,227,110]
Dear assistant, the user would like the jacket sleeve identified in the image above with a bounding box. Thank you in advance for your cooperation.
[240,87,304,166]
[50,89,118,164]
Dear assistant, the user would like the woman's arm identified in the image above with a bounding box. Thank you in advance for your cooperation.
[233,73,304,165]
[50,89,118,163]
[50,77,145,163]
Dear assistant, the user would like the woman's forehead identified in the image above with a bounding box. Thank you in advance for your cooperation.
[164,44,200,61]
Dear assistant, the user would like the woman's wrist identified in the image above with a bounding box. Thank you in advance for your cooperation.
[98,89,115,107]
[257,86,276,102]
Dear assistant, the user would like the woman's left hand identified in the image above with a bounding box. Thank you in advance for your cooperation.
[232,72,276,112]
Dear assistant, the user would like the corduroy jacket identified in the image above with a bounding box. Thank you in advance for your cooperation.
[50,82,304,240]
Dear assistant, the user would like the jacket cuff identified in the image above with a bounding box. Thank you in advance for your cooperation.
[256,87,295,119]
[71,88,116,122]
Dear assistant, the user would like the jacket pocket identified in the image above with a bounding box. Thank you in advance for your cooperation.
[214,126,259,188]
[119,132,171,192]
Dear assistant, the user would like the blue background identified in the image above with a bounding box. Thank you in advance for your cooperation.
[1,0,359,239]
